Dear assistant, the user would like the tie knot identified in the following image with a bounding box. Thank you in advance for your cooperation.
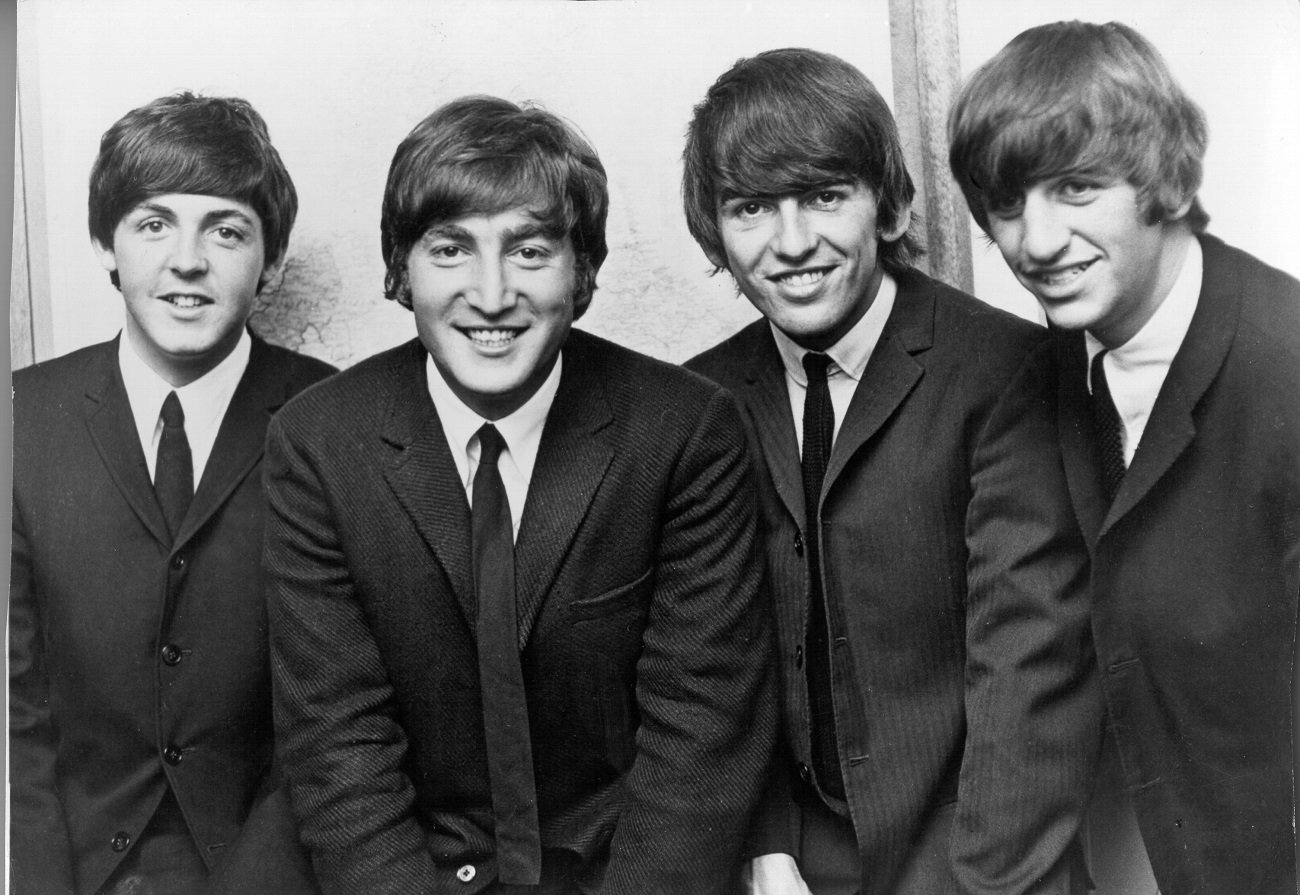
[802,352,832,384]
[477,424,505,466]
[161,391,185,428]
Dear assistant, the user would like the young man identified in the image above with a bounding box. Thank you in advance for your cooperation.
[683,48,1100,895]
[10,93,336,895]
[263,96,776,894]
[949,21,1299,895]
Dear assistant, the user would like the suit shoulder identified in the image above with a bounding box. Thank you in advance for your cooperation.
[275,339,417,424]
[568,328,729,407]
[253,340,338,395]
[683,319,770,389]
[922,273,1046,348]
[12,340,115,404]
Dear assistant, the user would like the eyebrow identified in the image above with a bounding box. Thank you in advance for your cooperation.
[129,201,258,229]
[422,221,561,244]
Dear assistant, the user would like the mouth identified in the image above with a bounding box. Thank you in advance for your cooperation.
[159,293,213,309]
[461,327,524,349]
[768,267,833,288]
[1023,259,1097,289]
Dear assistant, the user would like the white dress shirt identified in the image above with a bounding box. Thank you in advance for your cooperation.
[771,272,898,452]
[1086,238,1202,467]
[118,329,252,488]
[426,352,561,542]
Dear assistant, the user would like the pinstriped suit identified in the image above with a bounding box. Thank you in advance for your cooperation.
[264,330,777,894]
[688,267,1102,895]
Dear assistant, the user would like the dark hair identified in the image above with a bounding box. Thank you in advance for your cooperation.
[88,92,298,279]
[380,96,609,319]
[682,47,920,276]
[948,20,1209,234]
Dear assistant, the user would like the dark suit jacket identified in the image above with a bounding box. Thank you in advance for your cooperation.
[263,329,777,894]
[687,268,1102,895]
[1045,234,1299,894]
[9,334,335,895]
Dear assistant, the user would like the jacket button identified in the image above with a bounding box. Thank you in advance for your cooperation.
[163,745,183,765]
[456,864,476,882]
[793,532,804,556]
[160,644,183,666]
[797,762,812,783]
[111,832,131,852]
[794,645,804,669]
[170,554,186,571]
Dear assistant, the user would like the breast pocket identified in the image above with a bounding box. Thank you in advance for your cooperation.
[565,567,654,621]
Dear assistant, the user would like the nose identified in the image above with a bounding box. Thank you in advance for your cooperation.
[464,257,518,316]
[169,231,209,277]
[773,200,815,260]
[1019,191,1070,264]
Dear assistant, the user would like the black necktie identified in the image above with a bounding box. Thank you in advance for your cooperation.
[155,391,193,541]
[471,424,541,884]
[801,353,844,800]
[1089,351,1126,502]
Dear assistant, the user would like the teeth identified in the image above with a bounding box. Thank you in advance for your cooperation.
[1035,262,1092,286]
[167,295,205,308]
[466,329,517,347]
[777,270,826,286]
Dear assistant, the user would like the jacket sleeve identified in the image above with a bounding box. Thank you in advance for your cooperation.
[953,350,1103,895]
[263,413,441,895]
[598,389,779,894]
[9,497,78,895]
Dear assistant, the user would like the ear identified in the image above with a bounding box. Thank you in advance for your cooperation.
[93,238,118,273]
[879,202,912,244]
[1166,194,1195,223]
[259,250,287,290]
[703,247,729,271]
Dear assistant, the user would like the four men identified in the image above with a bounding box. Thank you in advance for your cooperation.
[683,48,1098,894]
[10,94,335,894]
[949,20,1299,894]
[11,20,1297,895]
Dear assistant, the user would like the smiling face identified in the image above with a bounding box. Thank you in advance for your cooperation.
[408,208,576,420]
[95,192,281,386]
[714,181,910,351]
[985,176,1192,347]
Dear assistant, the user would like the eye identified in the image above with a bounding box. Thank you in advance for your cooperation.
[213,225,245,243]
[1056,179,1099,202]
[140,218,167,234]
[809,190,843,209]
[986,194,1025,219]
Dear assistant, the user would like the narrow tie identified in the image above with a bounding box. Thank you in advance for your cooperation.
[801,352,844,800]
[1090,350,1126,502]
[471,424,541,884]
[155,391,193,542]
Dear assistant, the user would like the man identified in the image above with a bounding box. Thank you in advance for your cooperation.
[264,95,775,894]
[949,20,1299,895]
[683,48,1100,895]
[10,93,336,894]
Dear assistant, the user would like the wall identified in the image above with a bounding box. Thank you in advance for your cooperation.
[16,0,896,368]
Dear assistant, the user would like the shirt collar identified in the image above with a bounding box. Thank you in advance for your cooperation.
[425,350,563,484]
[118,327,252,449]
[770,271,897,383]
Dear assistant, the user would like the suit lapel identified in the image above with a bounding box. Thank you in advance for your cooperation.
[172,338,285,550]
[82,338,171,548]
[380,343,477,624]
[1099,236,1241,538]
[823,275,929,492]
[514,351,615,647]
[738,328,805,527]
[1054,333,1109,545]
